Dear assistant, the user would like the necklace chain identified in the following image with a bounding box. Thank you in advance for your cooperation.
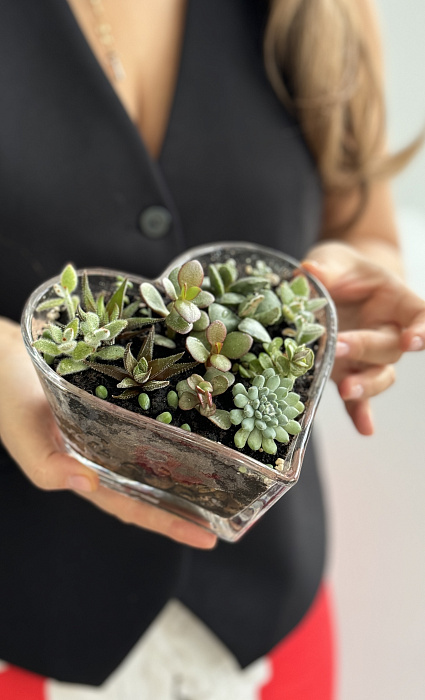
[87,0,126,82]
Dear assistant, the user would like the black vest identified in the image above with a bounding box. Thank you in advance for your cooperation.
[0,0,326,685]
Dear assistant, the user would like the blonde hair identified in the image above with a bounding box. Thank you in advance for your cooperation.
[264,0,419,195]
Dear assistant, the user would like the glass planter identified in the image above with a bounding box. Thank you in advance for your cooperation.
[21,243,337,542]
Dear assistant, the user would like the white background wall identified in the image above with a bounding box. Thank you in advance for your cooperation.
[315,2,425,698]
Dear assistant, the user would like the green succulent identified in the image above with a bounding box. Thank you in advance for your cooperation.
[277,275,327,345]
[229,368,305,455]
[207,259,271,306]
[237,337,314,380]
[208,300,273,344]
[185,320,253,372]
[140,260,215,334]
[237,289,282,326]
[244,260,280,286]
[32,312,128,375]
[81,272,157,332]
[36,264,79,322]
[87,326,198,398]
[176,370,232,429]
[33,267,161,374]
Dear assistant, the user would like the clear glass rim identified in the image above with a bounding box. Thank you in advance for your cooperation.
[21,243,337,484]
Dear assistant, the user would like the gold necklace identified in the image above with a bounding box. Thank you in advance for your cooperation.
[87,0,126,82]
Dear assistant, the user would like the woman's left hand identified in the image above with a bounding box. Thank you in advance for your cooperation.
[302,241,425,435]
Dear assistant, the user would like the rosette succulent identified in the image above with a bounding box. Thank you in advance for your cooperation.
[229,368,305,455]
[87,326,198,398]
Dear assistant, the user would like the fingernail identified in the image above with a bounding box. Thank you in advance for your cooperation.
[335,341,350,357]
[347,384,363,400]
[408,336,423,352]
[301,259,323,271]
[67,475,94,492]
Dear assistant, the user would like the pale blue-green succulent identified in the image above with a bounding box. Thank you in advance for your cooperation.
[230,368,305,455]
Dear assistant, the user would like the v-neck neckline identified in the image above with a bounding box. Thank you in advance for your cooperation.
[61,0,192,168]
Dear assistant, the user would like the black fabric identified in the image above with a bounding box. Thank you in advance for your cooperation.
[0,0,326,685]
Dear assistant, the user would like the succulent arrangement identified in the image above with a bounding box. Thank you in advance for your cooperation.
[32,257,327,472]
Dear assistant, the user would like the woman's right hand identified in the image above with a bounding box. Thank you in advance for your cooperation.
[0,318,217,549]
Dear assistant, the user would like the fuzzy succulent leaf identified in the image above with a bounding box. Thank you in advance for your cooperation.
[56,358,88,375]
[122,300,141,319]
[71,341,96,360]
[208,264,225,297]
[36,298,64,312]
[138,326,156,362]
[140,283,169,317]
[106,279,128,319]
[174,299,201,324]
[93,346,125,361]
[32,338,63,357]
[192,290,215,308]
[237,317,271,343]
[167,267,181,296]
[208,303,239,332]
[103,319,128,340]
[206,320,227,345]
[306,298,328,313]
[165,307,193,334]
[204,366,235,389]
[192,310,210,332]
[209,410,231,430]
[228,276,270,295]
[179,392,200,410]
[238,294,264,318]
[162,276,178,301]
[221,331,253,360]
[178,260,204,289]
[290,275,310,297]
[251,290,282,326]
[216,292,246,306]
[60,264,78,293]
[209,354,232,372]
[153,334,177,349]
[186,336,210,363]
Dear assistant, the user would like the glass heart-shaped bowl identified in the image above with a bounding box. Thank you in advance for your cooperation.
[21,242,337,541]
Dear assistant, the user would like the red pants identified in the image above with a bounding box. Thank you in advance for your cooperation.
[261,584,335,699]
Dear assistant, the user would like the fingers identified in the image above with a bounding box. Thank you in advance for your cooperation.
[401,317,425,353]
[337,364,396,403]
[79,485,217,550]
[344,399,375,436]
[336,326,402,365]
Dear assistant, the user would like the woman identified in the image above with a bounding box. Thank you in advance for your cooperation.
[0,0,424,697]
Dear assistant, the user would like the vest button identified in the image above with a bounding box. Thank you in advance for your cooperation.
[139,205,172,239]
